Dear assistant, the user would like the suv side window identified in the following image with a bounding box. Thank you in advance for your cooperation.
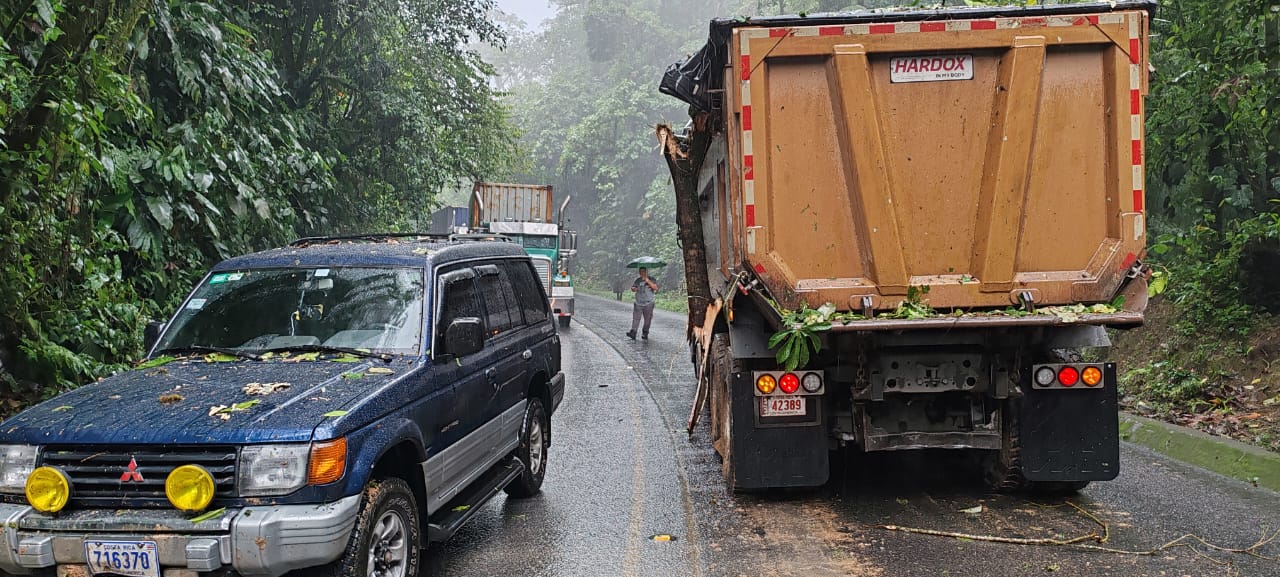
[476,264,516,336]
[505,260,548,326]
[436,268,481,352]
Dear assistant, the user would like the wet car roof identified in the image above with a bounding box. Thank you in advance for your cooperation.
[211,236,528,271]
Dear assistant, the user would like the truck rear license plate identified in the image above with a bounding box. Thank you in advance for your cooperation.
[84,540,159,577]
[760,396,805,417]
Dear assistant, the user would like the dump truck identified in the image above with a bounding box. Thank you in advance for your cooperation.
[660,1,1154,492]
[471,182,578,328]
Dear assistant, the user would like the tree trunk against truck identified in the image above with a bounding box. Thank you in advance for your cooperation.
[660,1,1156,492]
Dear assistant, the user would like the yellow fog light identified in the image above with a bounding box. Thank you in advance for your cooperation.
[26,466,72,513]
[756,374,777,395]
[166,464,215,512]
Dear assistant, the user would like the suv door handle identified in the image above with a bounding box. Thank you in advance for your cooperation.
[522,349,532,360]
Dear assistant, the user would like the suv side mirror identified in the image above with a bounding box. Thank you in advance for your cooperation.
[144,321,165,353]
[444,318,485,357]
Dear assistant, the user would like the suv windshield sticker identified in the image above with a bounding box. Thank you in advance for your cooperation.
[186,298,207,310]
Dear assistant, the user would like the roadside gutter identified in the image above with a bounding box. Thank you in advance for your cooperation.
[1119,412,1280,492]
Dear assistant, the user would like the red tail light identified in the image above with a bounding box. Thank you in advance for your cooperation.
[1058,366,1080,387]
[779,373,800,394]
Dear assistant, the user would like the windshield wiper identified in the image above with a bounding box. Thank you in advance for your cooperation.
[155,345,263,361]
[256,344,393,363]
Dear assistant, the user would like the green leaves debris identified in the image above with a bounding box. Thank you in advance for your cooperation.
[189,508,227,523]
[242,382,290,395]
[322,410,349,417]
[208,399,261,420]
[136,356,177,370]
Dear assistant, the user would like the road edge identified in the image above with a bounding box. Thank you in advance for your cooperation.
[1119,412,1280,492]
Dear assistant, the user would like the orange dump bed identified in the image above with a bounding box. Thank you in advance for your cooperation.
[720,5,1150,312]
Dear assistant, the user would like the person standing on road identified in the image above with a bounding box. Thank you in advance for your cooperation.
[627,267,658,340]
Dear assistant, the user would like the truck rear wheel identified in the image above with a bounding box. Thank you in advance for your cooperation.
[559,316,571,328]
[984,399,1090,494]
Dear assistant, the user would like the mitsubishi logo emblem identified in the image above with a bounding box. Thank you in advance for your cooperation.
[120,457,144,483]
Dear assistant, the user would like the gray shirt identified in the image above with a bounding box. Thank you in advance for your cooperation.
[632,276,657,306]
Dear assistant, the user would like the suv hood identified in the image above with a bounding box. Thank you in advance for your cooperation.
[0,358,409,445]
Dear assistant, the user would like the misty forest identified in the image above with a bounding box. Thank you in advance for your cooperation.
[1,0,1278,451]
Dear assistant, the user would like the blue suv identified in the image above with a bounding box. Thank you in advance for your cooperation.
[0,234,564,577]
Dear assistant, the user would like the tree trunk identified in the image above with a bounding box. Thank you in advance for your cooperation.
[658,115,714,341]
[1267,4,1279,203]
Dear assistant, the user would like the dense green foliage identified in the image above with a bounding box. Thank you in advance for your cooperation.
[0,0,514,406]
[1119,0,1278,408]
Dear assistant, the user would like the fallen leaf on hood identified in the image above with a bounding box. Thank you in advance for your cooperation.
[209,399,261,420]
[452,505,470,512]
[243,382,291,395]
[960,505,984,514]
[51,405,73,412]
[367,367,394,375]
[322,410,348,417]
[136,356,176,369]
[159,394,184,405]
[203,353,240,363]
[285,352,321,362]
[331,354,362,363]
[341,372,363,380]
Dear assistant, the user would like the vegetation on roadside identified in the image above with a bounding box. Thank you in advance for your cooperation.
[1109,0,1279,451]
[0,0,515,416]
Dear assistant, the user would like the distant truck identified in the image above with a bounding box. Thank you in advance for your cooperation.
[470,183,578,328]
[661,1,1154,492]
[429,206,470,235]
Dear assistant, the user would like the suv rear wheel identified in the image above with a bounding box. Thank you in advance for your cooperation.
[325,477,421,577]
[505,397,548,498]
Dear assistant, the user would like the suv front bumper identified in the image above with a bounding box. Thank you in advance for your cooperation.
[0,494,359,577]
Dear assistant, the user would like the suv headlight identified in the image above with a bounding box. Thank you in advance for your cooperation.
[238,444,309,496]
[0,445,38,494]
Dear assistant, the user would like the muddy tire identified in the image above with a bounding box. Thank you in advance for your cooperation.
[984,399,1031,492]
[984,397,1089,494]
[505,397,549,498]
[559,316,571,329]
[323,477,420,577]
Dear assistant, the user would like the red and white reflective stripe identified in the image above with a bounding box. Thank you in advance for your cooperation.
[1128,12,1145,217]
[740,29,768,257]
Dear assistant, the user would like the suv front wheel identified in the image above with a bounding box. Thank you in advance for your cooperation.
[505,397,548,498]
[325,477,421,577]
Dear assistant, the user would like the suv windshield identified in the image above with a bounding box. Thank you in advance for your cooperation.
[156,267,425,355]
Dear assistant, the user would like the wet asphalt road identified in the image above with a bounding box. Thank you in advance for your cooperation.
[426,294,1280,577]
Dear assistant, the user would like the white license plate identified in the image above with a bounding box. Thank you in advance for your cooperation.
[759,396,806,417]
[84,540,159,577]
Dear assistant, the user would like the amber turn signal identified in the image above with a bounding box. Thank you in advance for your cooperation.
[308,438,347,485]
[1081,366,1103,387]
[755,374,777,395]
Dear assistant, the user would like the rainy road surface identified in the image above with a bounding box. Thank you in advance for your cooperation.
[425,294,1280,577]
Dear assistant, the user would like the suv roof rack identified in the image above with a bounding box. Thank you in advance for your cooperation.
[288,232,518,248]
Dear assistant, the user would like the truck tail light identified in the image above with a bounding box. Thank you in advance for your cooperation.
[779,373,800,394]
[1034,366,1057,386]
[756,374,777,395]
[1057,366,1079,387]
[801,372,822,393]
[1081,366,1103,387]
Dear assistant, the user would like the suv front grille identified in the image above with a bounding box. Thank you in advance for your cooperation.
[40,446,237,505]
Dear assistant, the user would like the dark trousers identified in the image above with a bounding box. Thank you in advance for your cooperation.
[631,302,655,335]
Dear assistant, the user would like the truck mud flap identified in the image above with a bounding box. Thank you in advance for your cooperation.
[1018,364,1120,482]
[728,370,828,490]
